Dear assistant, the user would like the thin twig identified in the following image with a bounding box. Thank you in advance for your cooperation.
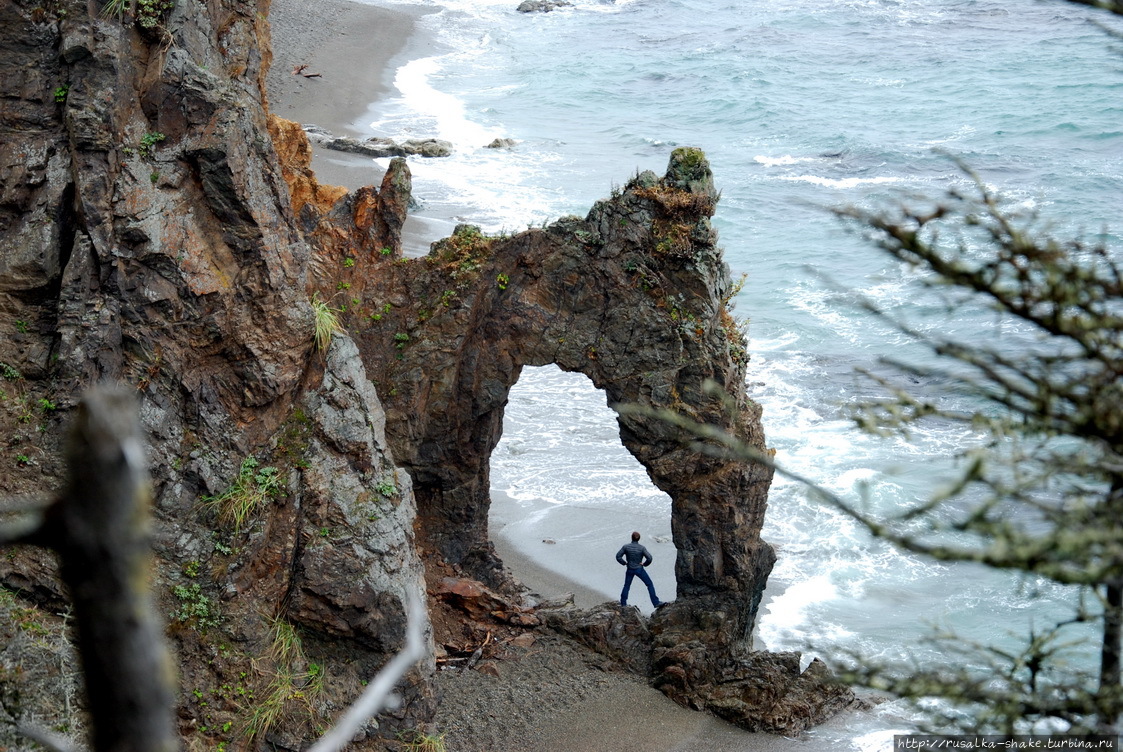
[306,590,426,752]
[17,723,76,752]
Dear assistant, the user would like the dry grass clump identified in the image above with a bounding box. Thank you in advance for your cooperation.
[633,183,718,218]
[243,617,325,741]
[312,292,345,351]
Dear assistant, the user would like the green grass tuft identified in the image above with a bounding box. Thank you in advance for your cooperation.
[312,293,345,352]
[202,457,282,532]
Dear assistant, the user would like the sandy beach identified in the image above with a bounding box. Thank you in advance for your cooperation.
[263,2,852,749]
[267,0,454,252]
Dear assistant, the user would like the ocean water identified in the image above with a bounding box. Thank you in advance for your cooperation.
[364,0,1123,743]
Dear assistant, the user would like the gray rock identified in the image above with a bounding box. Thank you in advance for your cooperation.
[517,0,573,11]
[324,136,453,158]
[540,601,653,676]
[301,123,334,142]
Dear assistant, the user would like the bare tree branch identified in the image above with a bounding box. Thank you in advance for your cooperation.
[43,386,179,752]
[16,723,77,752]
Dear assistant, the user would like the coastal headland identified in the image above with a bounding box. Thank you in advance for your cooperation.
[266,0,864,748]
[0,0,866,748]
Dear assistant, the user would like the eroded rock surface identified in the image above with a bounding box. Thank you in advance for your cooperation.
[353,149,775,645]
[0,0,429,747]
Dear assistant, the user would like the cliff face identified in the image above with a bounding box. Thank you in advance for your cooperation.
[0,0,430,746]
[0,0,837,746]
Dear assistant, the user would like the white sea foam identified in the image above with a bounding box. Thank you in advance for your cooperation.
[753,154,822,167]
[492,366,671,515]
[778,174,904,189]
[853,729,911,752]
[759,573,855,650]
[919,123,977,146]
[390,56,499,149]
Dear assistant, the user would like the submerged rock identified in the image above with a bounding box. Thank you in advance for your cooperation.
[517,0,573,11]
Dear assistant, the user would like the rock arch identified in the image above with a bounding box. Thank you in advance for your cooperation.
[355,149,776,643]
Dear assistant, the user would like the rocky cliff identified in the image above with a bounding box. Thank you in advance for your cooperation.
[0,0,431,745]
[0,0,856,746]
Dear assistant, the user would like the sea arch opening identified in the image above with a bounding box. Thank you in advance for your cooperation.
[489,364,677,615]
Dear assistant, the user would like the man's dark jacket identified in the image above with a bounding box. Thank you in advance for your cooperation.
[616,542,653,570]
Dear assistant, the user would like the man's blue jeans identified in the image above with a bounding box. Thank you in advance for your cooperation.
[620,566,660,607]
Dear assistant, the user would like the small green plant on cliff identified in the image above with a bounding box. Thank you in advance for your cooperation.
[368,302,392,322]
[374,477,398,498]
[171,583,221,631]
[202,457,282,532]
[139,131,165,158]
[0,363,20,381]
[311,293,344,352]
[496,273,509,290]
[343,257,355,268]
[53,85,69,103]
[101,0,173,28]
[135,0,173,27]
[431,224,493,279]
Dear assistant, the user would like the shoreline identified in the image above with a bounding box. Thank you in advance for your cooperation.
[266,0,450,252]
[490,489,676,616]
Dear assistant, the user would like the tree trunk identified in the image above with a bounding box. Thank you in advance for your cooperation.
[1099,479,1123,731]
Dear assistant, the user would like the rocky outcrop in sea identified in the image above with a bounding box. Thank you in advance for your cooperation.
[304,125,454,158]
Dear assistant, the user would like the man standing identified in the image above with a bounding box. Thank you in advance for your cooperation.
[616,531,662,608]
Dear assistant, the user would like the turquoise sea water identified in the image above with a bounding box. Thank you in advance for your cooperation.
[365,0,1123,744]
